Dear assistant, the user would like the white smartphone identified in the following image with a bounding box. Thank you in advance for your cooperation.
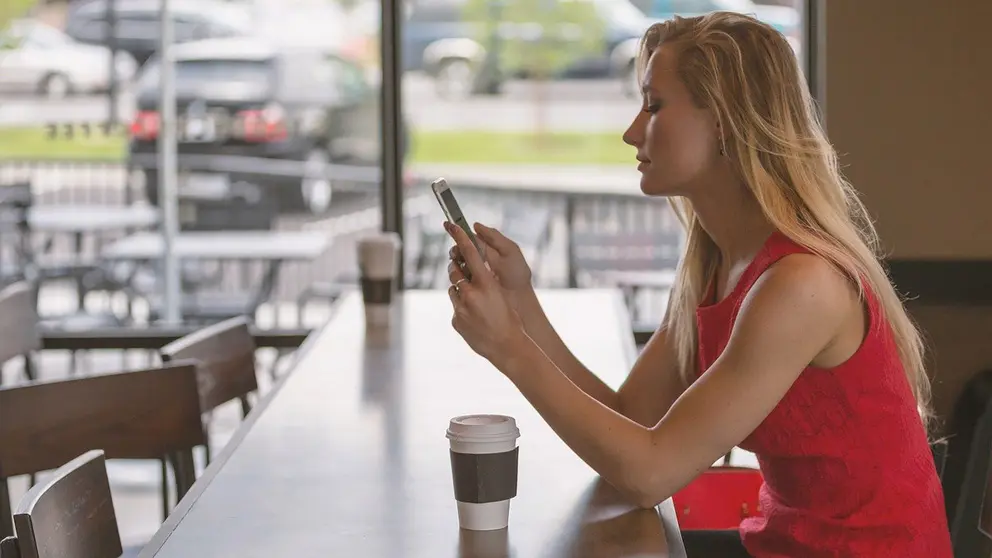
[431,177,484,275]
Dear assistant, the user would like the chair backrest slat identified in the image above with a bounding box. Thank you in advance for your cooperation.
[0,362,206,478]
[159,316,258,416]
[13,450,122,558]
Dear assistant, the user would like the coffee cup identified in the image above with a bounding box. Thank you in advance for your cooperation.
[447,414,521,531]
[356,232,401,327]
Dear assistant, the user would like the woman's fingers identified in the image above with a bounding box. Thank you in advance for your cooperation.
[452,238,500,271]
[474,223,516,256]
[444,222,491,287]
[448,259,467,284]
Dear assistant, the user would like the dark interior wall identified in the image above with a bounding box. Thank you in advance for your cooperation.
[822,0,992,427]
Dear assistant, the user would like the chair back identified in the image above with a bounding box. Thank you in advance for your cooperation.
[0,282,39,369]
[0,362,206,538]
[950,389,992,557]
[159,316,259,418]
[11,451,122,558]
[0,536,20,558]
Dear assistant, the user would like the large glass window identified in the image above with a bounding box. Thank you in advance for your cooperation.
[0,0,384,538]
[397,0,808,329]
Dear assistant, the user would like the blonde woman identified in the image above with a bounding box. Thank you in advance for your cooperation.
[443,11,952,558]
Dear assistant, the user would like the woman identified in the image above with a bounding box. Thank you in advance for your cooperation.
[443,11,952,558]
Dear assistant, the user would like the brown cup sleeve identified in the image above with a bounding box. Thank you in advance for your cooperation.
[361,277,394,304]
[449,447,519,504]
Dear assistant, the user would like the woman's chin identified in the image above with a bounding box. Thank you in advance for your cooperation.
[638,174,673,197]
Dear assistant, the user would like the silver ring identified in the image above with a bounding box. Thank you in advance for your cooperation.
[453,278,469,293]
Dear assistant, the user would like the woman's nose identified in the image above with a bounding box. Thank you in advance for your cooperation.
[623,114,644,147]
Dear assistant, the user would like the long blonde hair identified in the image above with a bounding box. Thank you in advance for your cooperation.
[638,12,933,432]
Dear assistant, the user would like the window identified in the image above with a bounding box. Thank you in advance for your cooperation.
[408,0,466,23]
[395,0,810,327]
[116,13,161,42]
[138,59,276,101]
[174,16,208,42]
[67,16,108,42]
[328,56,370,98]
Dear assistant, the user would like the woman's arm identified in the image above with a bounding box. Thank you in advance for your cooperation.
[516,287,686,428]
[496,255,854,508]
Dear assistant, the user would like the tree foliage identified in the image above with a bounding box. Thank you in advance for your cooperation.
[461,0,607,79]
[1,0,38,33]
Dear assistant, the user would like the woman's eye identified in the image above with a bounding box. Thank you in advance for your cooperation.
[642,103,661,114]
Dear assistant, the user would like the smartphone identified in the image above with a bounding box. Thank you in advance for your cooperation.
[431,177,484,276]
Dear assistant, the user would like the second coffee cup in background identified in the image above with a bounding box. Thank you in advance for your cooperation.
[356,232,401,327]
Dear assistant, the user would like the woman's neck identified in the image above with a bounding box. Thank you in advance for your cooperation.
[688,182,775,265]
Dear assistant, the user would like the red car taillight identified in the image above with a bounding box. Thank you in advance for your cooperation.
[130,110,160,140]
[232,103,288,143]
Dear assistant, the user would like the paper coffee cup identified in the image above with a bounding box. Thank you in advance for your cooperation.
[447,414,521,531]
[356,233,400,327]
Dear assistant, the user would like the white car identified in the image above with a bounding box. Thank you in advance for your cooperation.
[0,19,138,98]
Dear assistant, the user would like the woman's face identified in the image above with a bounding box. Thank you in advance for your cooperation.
[623,45,723,197]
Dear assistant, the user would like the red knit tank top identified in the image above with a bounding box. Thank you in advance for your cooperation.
[695,231,952,557]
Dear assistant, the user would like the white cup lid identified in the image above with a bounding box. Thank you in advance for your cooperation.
[446,414,520,443]
[358,232,401,247]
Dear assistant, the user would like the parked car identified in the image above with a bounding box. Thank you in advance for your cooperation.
[128,37,403,216]
[65,0,253,67]
[0,19,137,97]
[402,0,652,98]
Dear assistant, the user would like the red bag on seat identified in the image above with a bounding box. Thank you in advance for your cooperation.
[672,466,764,530]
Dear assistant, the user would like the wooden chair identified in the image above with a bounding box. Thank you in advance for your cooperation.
[1,451,123,558]
[158,316,259,515]
[0,282,39,385]
[0,362,206,539]
[950,387,992,557]
[0,537,18,558]
[159,315,259,453]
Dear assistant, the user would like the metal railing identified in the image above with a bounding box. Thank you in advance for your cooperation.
[1,159,679,326]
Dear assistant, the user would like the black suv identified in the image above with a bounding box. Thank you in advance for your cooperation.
[128,38,400,216]
[65,0,252,66]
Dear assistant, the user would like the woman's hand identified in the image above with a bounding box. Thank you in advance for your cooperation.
[448,222,534,313]
[444,221,529,370]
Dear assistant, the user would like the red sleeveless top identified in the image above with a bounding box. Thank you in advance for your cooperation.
[695,231,952,557]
